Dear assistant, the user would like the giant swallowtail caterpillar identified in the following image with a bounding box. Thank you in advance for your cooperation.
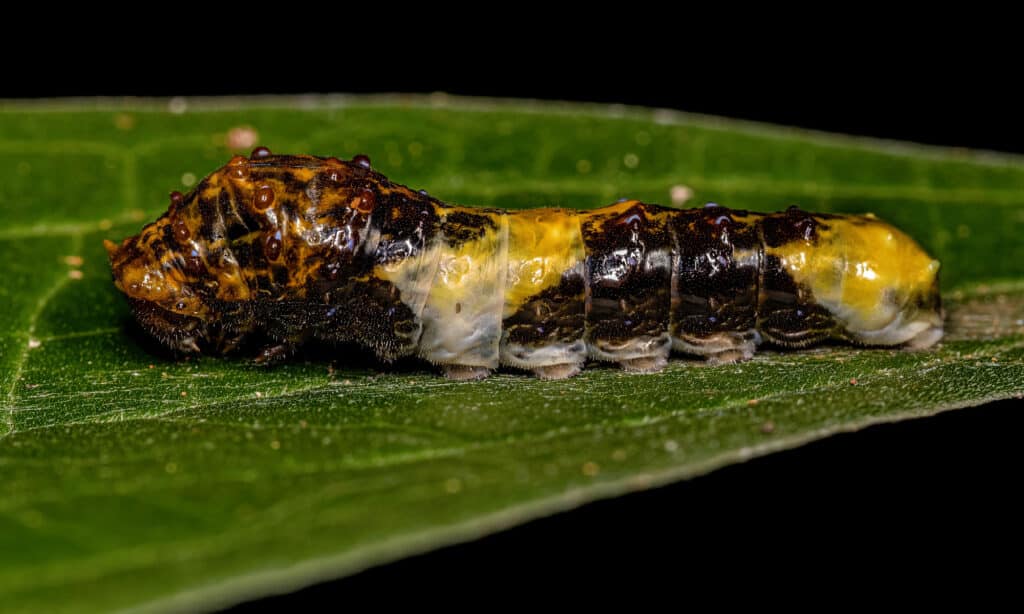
[105,149,944,380]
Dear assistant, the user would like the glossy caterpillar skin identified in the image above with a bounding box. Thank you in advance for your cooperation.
[106,150,943,380]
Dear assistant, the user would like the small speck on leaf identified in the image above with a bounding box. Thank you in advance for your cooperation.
[114,114,135,130]
[168,97,187,114]
[226,126,260,150]
[670,184,694,207]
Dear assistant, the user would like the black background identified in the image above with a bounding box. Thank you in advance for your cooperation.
[4,32,1020,606]
[6,52,1022,153]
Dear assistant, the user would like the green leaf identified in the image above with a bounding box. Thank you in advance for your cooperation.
[1,96,1022,613]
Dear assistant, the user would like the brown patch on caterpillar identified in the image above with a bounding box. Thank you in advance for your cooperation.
[668,206,759,341]
[253,184,275,210]
[354,188,377,214]
[263,230,283,261]
[373,188,443,265]
[761,205,827,247]
[440,210,498,247]
[503,272,585,346]
[580,201,672,344]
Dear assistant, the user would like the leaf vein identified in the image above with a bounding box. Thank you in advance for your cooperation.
[3,235,82,435]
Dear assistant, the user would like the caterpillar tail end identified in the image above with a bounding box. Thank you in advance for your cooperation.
[902,321,944,350]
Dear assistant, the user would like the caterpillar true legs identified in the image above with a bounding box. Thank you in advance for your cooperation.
[106,152,944,379]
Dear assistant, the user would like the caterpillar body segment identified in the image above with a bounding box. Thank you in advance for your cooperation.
[106,152,944,379]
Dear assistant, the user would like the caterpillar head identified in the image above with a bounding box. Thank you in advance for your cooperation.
[105,202,214,353]
[105,151,381,354]
[772,213,943,348]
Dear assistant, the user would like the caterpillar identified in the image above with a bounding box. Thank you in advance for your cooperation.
[105,149,944,380]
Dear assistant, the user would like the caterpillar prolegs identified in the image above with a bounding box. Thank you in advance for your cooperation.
[106,151,944,380]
